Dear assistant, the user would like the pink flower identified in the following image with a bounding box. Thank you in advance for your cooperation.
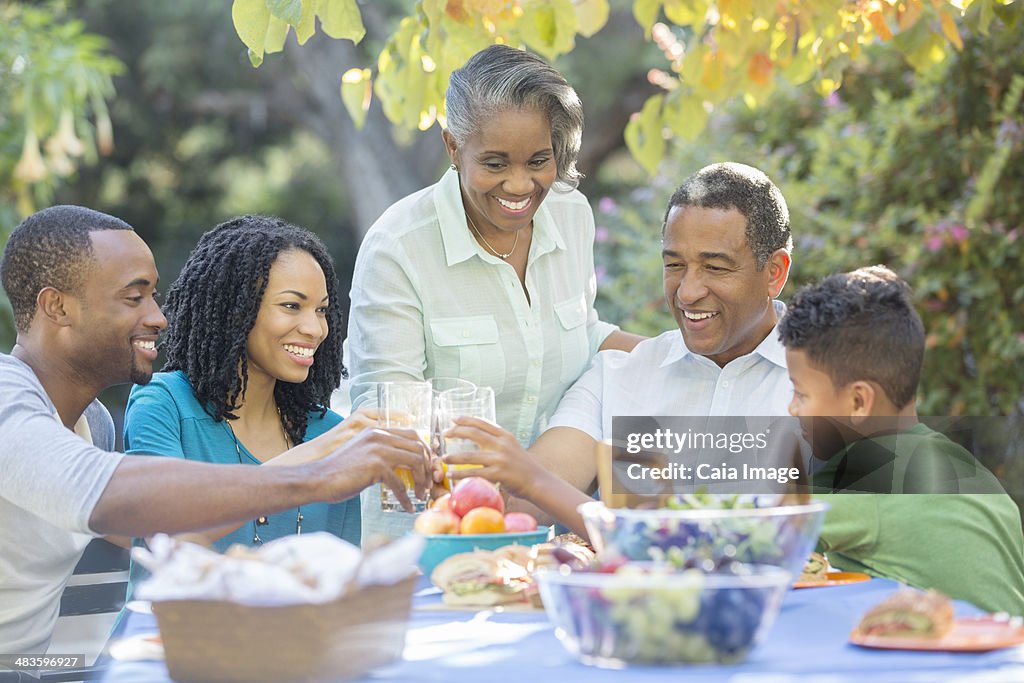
[824,92,841,108]
[926,236,944,252]
[595,226,610,243]
[598,197,617,214]
[949,224,968,243]
[595,266,608,284]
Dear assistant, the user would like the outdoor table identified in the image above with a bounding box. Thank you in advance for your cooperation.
[101,576,1024,683]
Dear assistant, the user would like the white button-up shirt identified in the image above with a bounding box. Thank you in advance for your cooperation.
[548,301,793,439]
[348,168,617,446]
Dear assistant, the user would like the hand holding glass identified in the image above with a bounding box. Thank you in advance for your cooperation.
[437,386,496,489]
[377,381,433,512]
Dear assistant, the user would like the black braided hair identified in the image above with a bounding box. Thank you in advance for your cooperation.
[161,215,344,444]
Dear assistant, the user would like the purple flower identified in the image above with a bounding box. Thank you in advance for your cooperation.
[824,92,841,108]
[595,226,610,243]
[595,265,608,284]
[598,197,617,214]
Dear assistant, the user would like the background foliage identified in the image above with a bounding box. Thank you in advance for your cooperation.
[592,26,1024,417]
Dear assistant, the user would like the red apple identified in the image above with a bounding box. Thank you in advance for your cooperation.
[450,477,504,517]
[413,509,461,535]
[503,512,538,532]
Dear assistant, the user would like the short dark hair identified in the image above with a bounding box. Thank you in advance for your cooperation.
[1,205,133,332]
[160,215,344,444]
[446,44,584,188]
[663,162,792,269]
[778,265,924,409]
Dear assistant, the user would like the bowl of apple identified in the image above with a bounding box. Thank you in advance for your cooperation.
[414,477,552,575]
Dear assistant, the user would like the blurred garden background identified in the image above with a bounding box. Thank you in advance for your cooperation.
[2,0,1022,428]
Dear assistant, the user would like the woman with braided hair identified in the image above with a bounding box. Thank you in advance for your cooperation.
[123,215,410,558]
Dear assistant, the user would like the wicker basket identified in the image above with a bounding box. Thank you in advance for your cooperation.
[152,576,416,683]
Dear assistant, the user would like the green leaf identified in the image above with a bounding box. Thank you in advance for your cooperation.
[232,0,271,67]
[624,93,665,174]
[340,67,371,128]
[992,1,1021,28]
[267,0,302,26]
[295,0,317,44]
[781,48,816,84]
[664,91,707,141]
[264,16,290,54]
[663,0,708,27]
[633,0,661,37]
[522,0,577,60]
[575,0,610,37]
[679,41,705,84]
[315,0,365,43]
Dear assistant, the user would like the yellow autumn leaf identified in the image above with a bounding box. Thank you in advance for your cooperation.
[938,9,964,50]
[700,50,724,91]
[747,52,773,85]
[897,0,924,31]
[865,2,894,41]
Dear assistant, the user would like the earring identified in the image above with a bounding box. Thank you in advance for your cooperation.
[450,163,458,172]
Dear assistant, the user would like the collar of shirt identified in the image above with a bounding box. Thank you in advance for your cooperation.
[659,300,789,370]
[51,409,95,445]
[434,167,566,267]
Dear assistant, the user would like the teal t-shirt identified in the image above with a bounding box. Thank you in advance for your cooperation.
[122,371,361,602]
[813,424,1024,614]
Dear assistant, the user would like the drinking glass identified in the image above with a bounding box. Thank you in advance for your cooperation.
[436,386,496,489]
[428,377,477,453]
[377,381,433,512]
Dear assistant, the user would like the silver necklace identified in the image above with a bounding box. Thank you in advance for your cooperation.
[226,411,302,544]
[466,212,519,259]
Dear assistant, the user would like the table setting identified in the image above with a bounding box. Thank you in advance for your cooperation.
[98,380,1024,683]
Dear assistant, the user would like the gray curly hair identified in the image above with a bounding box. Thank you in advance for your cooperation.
[445,44,584,189]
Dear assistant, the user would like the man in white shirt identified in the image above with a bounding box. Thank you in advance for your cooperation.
[443,163,796,517]
[0,206,431,653]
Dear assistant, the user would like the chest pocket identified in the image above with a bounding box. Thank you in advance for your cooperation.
[428,316,505,394]
[554,295,590,384]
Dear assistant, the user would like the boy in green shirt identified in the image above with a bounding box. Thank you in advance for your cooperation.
[778,265,1024,614]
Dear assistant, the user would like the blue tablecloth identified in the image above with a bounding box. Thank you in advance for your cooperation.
[102,577,1024,683]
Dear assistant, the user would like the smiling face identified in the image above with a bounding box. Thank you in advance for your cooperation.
[662,205,789,367]
[444,107,557,238]
[74,230,166,386]
[245,249,330,386]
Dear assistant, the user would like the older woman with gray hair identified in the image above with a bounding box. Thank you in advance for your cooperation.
[347,44,642,537]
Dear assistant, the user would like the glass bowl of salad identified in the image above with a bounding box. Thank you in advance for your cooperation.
[537,561,790,667]
[578,495,828,581]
